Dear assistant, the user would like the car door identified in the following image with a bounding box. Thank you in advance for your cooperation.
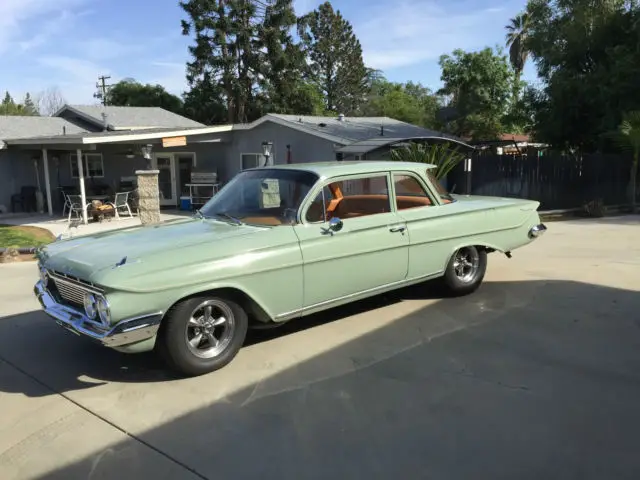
[293,172,409,310]
[391,171,453,279]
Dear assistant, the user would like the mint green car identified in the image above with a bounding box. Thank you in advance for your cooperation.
[34,161,546,377]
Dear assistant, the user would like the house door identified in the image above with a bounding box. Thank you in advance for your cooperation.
[153,154,177,206]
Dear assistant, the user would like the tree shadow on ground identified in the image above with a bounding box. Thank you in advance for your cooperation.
[2,279,640,480]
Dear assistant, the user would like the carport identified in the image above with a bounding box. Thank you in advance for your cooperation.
[4,125,233,224]
[335,135,476,159]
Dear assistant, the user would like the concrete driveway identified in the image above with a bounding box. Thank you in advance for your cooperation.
[1,216,639,480]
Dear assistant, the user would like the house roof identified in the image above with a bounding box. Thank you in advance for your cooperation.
[3,124,234,146]
[2,111,469,151]
[56,105,205,130]
[336,136,474,155]
[254,114,460,145]
[0,116,88,147]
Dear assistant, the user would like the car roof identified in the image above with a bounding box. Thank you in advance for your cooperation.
[256,161,436,178]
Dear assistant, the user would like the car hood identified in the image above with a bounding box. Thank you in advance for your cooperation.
[39,218,267,283]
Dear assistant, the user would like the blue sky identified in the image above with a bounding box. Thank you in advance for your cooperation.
[1,0,537,107]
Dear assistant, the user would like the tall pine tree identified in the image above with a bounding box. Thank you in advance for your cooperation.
[297,1,368,115]
[180,0,307,123]
[258,0,313,114]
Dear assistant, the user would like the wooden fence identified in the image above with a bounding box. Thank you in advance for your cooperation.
[447,153,634,210]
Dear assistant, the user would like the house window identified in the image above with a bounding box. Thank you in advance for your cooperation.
[70,153,104,178]
[393,174,434,209]
[241,153,266,170]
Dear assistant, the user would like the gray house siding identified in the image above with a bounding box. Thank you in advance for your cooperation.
[226,121,339,179]
[0,150,47,212]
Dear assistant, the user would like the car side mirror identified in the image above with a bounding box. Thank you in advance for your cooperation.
[328,217,343,232]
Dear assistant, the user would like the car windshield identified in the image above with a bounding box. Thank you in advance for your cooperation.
[426,170,455,202]
[199,168,319,226]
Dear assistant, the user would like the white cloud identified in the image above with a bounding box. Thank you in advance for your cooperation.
[352,1,509,70]
[0,0,88,53]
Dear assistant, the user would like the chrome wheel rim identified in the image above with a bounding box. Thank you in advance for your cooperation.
[453,247,480,283]
[185,300,235,359]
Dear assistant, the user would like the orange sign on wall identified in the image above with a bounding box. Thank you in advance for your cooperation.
[162,136,187,148]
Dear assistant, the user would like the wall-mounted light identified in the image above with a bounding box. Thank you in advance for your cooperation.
[261,141,273,167]
[140,144,153,168]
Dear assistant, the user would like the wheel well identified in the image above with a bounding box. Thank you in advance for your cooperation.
[443,244,493,270]
[163,288,273,326]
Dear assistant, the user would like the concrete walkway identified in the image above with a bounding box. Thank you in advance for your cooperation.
[0,216,639,479]
[0,210,190,239]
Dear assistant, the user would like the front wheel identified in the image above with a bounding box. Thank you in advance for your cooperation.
[156,295,248,377]
[441,246,487,296]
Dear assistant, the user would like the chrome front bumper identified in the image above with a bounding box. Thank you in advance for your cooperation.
[529,223,547,239]
[34,280,162,348]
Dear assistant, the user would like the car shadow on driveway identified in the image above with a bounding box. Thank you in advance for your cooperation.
[2,279,640,479]
[0,279,445,395]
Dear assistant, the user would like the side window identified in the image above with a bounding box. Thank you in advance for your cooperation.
[327,175,391,220]
[305,186,334,223]
[393,174,434,210]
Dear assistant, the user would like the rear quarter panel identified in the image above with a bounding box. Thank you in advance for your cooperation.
[399,195,541,279]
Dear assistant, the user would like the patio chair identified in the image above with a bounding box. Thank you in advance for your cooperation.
[108,191,134,219]
[66,195,91,223]
[60,190,73,217]
[10,186,38,213]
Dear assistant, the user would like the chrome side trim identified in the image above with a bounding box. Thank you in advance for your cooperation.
[34,281,162,348]
[529,223,547,238]
[274,271,443,321]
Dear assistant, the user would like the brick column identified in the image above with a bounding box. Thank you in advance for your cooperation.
[135,170,161,225]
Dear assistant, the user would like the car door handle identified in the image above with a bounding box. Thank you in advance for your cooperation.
[389,226,406,233]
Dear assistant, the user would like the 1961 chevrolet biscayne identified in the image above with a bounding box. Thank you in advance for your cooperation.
[34,161,547,376]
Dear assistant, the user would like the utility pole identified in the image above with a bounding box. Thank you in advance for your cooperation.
[93,75,112,106]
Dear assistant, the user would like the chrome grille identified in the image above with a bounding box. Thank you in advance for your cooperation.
[47,270,102,307]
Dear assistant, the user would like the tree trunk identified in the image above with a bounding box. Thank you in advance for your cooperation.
[512,69,522,104]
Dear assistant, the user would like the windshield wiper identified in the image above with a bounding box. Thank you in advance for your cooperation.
[212,212,243,225]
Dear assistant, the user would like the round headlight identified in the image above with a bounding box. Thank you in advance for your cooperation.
[83,293,97,319]
[96,296,111,326]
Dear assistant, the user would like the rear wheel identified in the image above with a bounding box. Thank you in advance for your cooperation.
[157,295,248,377]
[441,246,487,296]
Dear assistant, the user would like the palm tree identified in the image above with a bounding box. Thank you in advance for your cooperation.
[505,12,530,103]
[613,111,640,213]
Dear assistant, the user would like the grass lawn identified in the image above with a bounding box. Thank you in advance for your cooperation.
[0,224,55,249]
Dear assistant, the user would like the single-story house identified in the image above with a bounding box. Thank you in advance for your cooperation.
[0,105,470,221]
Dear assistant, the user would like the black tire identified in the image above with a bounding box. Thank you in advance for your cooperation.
[441,246,487,296]
[156,295,248,377]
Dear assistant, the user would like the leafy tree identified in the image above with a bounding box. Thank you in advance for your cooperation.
[437,47,514,140]
[0,91,37,116]
[505,12,531,103]
[523,0,639,150]
[105,79,184,114]
[297,1,368,114]
[390,142,465,180]
[362,77,441,128]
